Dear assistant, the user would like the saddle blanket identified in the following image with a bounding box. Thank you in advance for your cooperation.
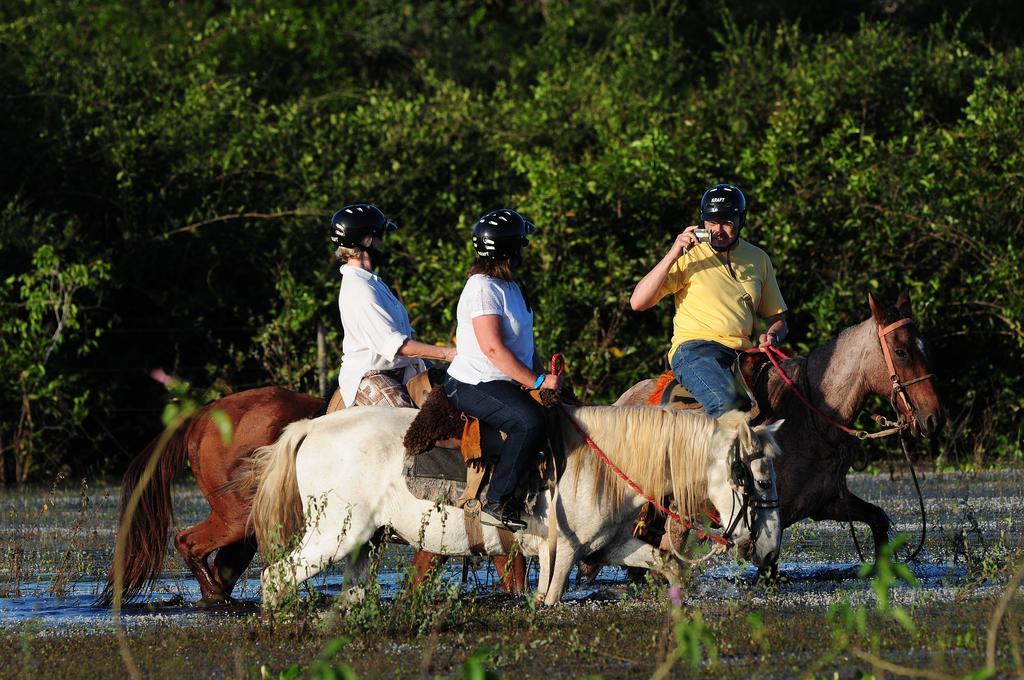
[403,447,475,507]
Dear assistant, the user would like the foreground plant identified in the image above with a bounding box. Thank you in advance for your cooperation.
[109,372,232,679]
[651,584,717,679]
[814,537,1022,679]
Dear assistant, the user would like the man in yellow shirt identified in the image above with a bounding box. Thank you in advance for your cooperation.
[630,184,789,417]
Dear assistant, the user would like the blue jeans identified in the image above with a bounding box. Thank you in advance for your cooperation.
[670,340,743,418]
[444,376,546,505]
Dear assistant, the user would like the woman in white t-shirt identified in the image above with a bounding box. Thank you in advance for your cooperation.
[445,209,562,531]
[330,204,455,408]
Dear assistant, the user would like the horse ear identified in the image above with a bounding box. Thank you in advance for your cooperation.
[716,409,749,431]
[867,291,886,324]
[895,289,912,318]
[753,419,784,458]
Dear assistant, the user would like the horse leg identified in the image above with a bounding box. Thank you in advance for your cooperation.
[576,559,603,587]
[493,555,527,594]
[173,515,245,604]
[542,540,579,606]
[261,536,332,609]
[602,537,683,586]
[338,544,373,609]
[210,537,257,598]
[407,551,448,588]
[813,492,893,563]
[409,550,525,596]
[535,544,552,604]
[409,552,524,595]
[262,517,377,610]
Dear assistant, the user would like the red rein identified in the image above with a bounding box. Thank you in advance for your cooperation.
[560,405,732,547]
[758,344,865,437]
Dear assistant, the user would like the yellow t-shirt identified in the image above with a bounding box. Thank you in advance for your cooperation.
[657,238,787,360]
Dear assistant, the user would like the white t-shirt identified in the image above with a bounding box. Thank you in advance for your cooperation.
[447,274,535,385]
[337,265,423,406]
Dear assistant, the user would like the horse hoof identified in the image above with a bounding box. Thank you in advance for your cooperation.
[197,594,234,607]
[757,564,780,584]
[575,561,602,587]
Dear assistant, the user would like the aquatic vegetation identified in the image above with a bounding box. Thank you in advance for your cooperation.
[1,467,1022,677]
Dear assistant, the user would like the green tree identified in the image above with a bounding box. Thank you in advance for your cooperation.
[0,216,110,483]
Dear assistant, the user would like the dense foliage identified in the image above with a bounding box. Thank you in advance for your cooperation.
[1,1,1022,482]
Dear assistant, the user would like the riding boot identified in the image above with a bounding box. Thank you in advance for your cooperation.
[481,500,527,531]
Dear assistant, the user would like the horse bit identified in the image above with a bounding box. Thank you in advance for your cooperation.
[876,317,936,434]
[721,439,778,545]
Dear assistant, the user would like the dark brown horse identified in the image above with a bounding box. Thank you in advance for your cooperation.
[617,291,944,560]
[98,386,524,606]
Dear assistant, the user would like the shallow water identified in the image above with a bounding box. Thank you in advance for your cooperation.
[0,557,636,629]
[0,468,1021,630]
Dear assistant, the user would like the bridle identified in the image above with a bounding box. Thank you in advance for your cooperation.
[720,439,779,546]
[663,436,780,565]
[762,315,936,440]
[552,352,779,558]
[761,317,937,564]
[876,317,936,432]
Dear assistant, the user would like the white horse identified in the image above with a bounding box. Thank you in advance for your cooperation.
[244,404,783,608]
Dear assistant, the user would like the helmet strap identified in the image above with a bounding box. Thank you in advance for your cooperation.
[365,245,387,271]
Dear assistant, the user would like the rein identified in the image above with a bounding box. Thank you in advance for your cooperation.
[559,405,734,548]
[760,317,935,440]
[760,345,903,439]
[760,316,934,564]
[847,431,929,563]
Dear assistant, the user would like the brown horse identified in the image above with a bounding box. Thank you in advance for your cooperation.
[98,386,524,606]
[617,291,945,561]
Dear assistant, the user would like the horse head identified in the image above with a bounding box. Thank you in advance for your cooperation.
[868,291,945,438]
[706,412,785,569]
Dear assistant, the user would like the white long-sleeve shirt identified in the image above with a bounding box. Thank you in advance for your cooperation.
[337,265,423,406]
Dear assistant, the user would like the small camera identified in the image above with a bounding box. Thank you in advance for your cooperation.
[694,228,712,243]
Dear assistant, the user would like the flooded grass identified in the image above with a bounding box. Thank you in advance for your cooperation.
[0,469,1022,677]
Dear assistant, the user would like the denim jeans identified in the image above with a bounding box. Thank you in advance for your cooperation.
[444,376,546,505]
[670,340,743,418]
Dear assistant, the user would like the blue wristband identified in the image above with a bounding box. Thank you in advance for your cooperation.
[532,373,546,390]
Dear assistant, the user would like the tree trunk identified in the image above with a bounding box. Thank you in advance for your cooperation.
[14,396,32,485]
[317,319,328,400]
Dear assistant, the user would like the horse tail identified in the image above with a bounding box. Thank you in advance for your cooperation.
[248,419,312,558]
[96,419,193,607]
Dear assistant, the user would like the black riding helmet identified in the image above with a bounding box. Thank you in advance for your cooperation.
[699,184,747,229]
[329,204,397,248]
[472,209,535,259]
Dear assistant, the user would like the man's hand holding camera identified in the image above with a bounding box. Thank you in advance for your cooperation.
[671,225,711,257]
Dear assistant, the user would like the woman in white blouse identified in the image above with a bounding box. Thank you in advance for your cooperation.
[445,209,562,531]
[331,204,455,408]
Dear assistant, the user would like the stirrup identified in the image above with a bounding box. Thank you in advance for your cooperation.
[480,503,526,531]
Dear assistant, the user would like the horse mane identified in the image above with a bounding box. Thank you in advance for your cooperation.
[561,405,718,522]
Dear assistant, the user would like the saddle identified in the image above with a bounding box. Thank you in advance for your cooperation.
[403,384,562,464]
[323,364,444,415]
[402,385,480,461]
[630,347,791,545]
[403,385,563,554]
[647,348,791,421]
